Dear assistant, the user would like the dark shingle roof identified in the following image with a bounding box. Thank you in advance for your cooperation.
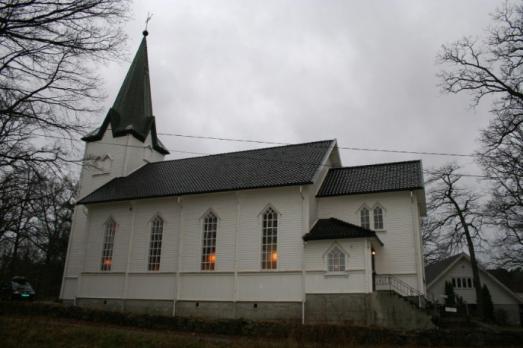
[488,269,523,293]
[79,140,335,204]
[303,218,383,244]
[317,160,424,197]
[425,254,463,285]
[82,36,169,155]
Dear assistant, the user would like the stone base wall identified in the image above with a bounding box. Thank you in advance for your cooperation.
[368,292,435,330]
[75,298,301,321]
[175,301,301,321]
[305,292,435,330]
[125,299,173,316]
[74,293,435,330]
[305,293,370,324]
[76,298,172,315]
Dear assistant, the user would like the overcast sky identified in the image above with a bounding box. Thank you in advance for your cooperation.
[93,0,504,181]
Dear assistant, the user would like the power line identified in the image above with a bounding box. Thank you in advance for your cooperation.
[33,132,494,179]
[36,131,476,158]
[156,132,476,158]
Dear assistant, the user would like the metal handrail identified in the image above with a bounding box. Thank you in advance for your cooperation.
[375,274,425,308]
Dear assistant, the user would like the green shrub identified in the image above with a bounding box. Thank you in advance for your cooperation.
[481,284,494,321]
[444,280,456,306]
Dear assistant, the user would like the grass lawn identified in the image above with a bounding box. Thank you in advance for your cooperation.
[1,316,239,348]
[0,315,374,348]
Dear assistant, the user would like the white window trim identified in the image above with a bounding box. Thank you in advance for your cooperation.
[372,203,386,231]
[359,205,371,230]
[100,217,117,271]
[201,211,218,271]
[257,203,282,218]
[260,205,279,271]
[199,208,221,222]
[323,242,349,276]
[147,214,164,272]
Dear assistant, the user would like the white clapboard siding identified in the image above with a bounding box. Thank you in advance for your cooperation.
[79,128,163,199]
[317,191,424,291]
[428,259,520,306]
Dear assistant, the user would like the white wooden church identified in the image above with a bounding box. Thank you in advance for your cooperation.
[60,32,431,329]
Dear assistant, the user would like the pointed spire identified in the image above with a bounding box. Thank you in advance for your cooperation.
[82,31,169,155]
[111,32,153,136]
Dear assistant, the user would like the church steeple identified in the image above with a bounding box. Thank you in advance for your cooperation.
[83,31,169,155]
[111,32,152,137]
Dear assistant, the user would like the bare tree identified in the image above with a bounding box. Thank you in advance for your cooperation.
[0,167,76,298]
[425,164,485,317]
[0,167,41,274]
[438,1,523,268]
[0,0,130,173]
[421,217,451,265]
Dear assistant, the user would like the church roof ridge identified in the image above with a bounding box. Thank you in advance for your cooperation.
[148,139,336,166]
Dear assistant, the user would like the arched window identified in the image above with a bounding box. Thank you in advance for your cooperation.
[261,207,278,270]
[373,206,384,230]
[100,218,116,271]
[201,212,217,270]
[327,247,346,272]
[148,216,163,271]
[360,207,370,229]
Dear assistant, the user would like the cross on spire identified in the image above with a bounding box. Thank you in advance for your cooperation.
[143,13,153,36]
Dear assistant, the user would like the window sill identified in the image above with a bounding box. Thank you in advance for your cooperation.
[324,271,349,278]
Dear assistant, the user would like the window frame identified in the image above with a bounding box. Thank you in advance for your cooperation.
[360,207,370,229]
[100,218,117,271]
[373,206,384,230]
[327,246,346,273]
[261,207,278,270]
[147,215,164,271]
[201,211,218,271]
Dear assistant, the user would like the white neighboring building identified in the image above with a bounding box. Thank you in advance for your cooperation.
[60,32,431,329]
[425,253,522,326]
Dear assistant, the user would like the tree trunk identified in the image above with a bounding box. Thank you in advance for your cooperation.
[464,226,484,319]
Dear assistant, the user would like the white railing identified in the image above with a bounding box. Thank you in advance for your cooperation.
[375,274,425,308]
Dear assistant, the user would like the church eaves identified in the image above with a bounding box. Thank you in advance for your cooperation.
[82,31,169,155]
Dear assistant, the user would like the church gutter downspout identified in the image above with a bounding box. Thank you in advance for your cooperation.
[233,192,241,317]
[410,191,423,307]
[123,201,137,310]
[76,205,93,305]
[299,185,306,325]
[173,196,183,316]
[60,206,79,301]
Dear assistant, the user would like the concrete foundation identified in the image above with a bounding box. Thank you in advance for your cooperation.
[76,298,125,312]
[125,299,173,316]
[73,293,435,330]
[305,293,370,324]
[305,292,435,330]
[175,301,235,319]
[235,301,301,321]
[175,301,301,321]
[369,291,434,330]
